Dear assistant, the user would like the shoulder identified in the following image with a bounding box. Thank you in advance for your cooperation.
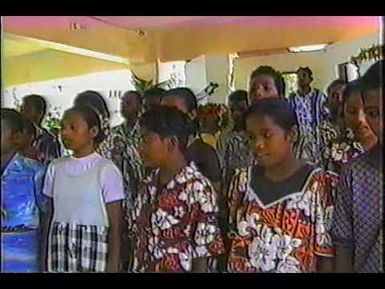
[20,155,46,174]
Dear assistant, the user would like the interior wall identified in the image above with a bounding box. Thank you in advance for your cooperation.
[233,32,380,93]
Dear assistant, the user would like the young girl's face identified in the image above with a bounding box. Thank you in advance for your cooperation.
[246,115,294,168]
[139,128,169,168]
[1,121,21,155]
[249,74,279,104]
[344,91,376,142]
[60,112,97,153]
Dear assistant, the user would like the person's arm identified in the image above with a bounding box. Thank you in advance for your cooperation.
[40,163,55,272]
[191,180,225,273]
[313,173,336,273]
[317,256,334,273]
[330,166,354,273]
[41,198,53,272]
[106,201,123,273]
[192,257,208,273]
[101,164,126,273]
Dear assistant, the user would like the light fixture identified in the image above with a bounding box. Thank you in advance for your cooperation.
[288,43,329,53]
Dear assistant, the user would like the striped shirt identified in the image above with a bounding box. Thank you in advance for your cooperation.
[288,88,329,165]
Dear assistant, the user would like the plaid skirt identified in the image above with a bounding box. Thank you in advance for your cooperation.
[48,222,108,273]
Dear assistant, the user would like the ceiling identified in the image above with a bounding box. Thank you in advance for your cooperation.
[3,16,380,63]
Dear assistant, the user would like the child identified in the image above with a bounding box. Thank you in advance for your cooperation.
[1,108,46,273]
[161,88,221,191]
[248,66,285,104]
[74,91,144,271]
[321,79,377,173]
[43,105,124,272]
[226,99,336,273]
[132,106,225,272]
[332,60,383,273]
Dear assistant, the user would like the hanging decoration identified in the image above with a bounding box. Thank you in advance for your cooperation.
[349,44,384,67]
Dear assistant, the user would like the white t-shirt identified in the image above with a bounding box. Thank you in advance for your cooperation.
[43,152,124,226]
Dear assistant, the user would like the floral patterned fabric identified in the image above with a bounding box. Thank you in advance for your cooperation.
[33,126,62,165]
[227,166,337,273]
[96,129,144,236]
[132,162,225,272]
[319,122,365,174]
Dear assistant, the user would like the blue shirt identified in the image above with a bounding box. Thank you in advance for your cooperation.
[1,153,46,230]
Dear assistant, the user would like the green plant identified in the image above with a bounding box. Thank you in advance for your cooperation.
[131,72,170,95]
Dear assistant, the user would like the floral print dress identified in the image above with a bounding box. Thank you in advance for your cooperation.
[132,162,225,272]
[226,165,337,273]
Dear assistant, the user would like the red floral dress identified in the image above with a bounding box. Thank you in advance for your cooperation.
[132,163,225,272]
[227,166,337,273]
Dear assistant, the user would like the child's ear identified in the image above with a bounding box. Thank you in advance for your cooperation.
[90,126,99,139]
[167,136,179,151]
[287,126,299,144]
[188,109,197,120]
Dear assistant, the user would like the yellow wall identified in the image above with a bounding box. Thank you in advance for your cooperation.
[3,49,129,87]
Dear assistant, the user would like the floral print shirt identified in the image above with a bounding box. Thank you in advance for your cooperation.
[319,122,365,174]
[227,166,337,273]
[96,129,145,235]
[132,162,225,272]
[33,126,62,165]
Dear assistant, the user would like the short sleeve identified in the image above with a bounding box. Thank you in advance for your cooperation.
[100,163,125,204]
[42,162,55,198]
[190,179,225,259]
[313,173,336,257]
[330,165,354,248]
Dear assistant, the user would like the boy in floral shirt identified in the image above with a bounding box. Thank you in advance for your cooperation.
[132,106,225,272]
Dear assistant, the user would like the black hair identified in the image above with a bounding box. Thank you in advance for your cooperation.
[250,66,286,97]
[122,90,142,105]
[143,88,167,101]
[74,90,110,120]
[22,117,36,138]
[140,106,192,151]
[228,90,248,103]
[164,87,198,113]
[244,98,298,132]
[1,108,24,133]
[361,60,384,95]
[341,79,363,117]
[326,79,347,94]
[23,94,47,115]
[296,66,314,81]
[63,105,105,145]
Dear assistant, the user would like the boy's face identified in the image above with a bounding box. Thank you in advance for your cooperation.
[246,115,295,168]
[139,128,169,168]
[1,121,22,155]
[20,100,41,124]
[297,70,312,88]
[229,99,248,125]
[121,93,141,121]
[328,84,346,117]
[363,89,383,144]
[249,75,279,104]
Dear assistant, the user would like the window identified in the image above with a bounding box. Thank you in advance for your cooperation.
[282,72,298,98]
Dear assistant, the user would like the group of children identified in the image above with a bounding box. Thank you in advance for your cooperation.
[1,60,383,273]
